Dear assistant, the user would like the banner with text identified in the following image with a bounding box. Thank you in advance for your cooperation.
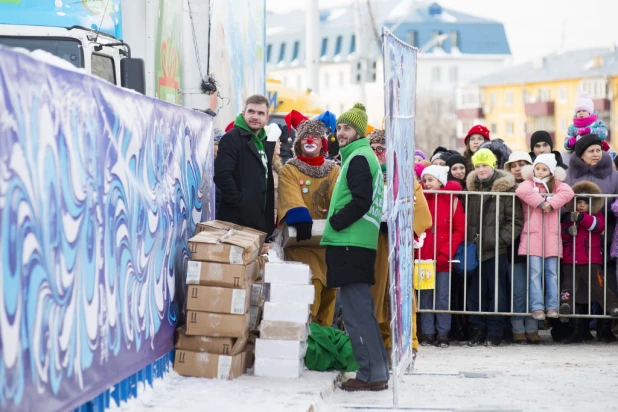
[0,47,213,412]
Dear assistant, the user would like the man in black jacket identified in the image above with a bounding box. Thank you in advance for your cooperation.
[214,95,276,237]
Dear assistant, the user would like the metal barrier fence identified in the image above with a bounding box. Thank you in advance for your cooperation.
[415,190,618,319]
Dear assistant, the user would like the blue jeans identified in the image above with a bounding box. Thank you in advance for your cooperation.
[510,262,538,334]
[466,254,508,338]
[419,272,451,336]
[529,256,559,311]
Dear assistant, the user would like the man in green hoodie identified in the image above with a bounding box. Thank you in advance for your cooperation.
[321,103,389,392]
[214,95,276,237]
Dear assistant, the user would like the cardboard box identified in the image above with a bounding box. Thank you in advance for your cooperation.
[264,262,311,285]
[263,302,311,323]
[186,285,251,315]
[255,339,307,360]
[255,256,268,282]
[281,219,326,248]
[254,358,304,379]
[263,283,315,305]
[175,326,247,355]
[249,305,262,332]
[174,350,245,380]
[186,260,257,289]
[260,320,310,341]
[250,283,264,306]
[195,220,266,251]
[188,230,261,265]
[186,311,250,338]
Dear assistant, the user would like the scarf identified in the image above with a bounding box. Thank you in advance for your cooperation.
[297,155,325,166]
[573,113,598,128]
[532,175,551,195]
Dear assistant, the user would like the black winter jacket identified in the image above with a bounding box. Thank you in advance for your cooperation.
[214,126,276,237]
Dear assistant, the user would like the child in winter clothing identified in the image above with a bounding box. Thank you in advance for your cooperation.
[516,154,574,322]
[465,149,524,346]
[417,165,465,348]
[564,92,609,152]
[415,149,427,164]
[561,181,618,343]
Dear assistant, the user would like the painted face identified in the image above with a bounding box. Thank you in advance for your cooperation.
[336,123,359,148]
[581,145,602,166]
[422,174,442,190]
[450,163,466,180]
[576,200,589,213]
[432,158,447,166]
[533,141,551,156]
[242,103,269,133]
[576,110,590,119]
[415,155,425,164]
[371,143,387,165]
[301,135,323,157]
[475,163,494,180]
[534,163,551,179]
[509,160,530,180]
[468,134,486,153]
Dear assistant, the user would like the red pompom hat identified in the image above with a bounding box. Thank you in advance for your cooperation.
[464,125,491,145]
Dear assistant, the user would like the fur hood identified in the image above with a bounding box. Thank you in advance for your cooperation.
[566,181,604,214]
[479,139,512,169]
[466,169,516,193]
[286,157,338,178]
[567,150,613,180]
[520,165,567,182]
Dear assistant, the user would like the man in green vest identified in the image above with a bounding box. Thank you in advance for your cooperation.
[321,103,388,392]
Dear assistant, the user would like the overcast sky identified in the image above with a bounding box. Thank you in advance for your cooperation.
[266,0,618,63]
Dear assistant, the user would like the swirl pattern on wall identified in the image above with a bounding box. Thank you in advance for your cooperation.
[0,48,213,412]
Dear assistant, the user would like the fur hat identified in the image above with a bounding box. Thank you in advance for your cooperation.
[422,165,449,187]
[337,103,368,138]
[530,130,553,151]
[574,134,603,157]
[368,129,386,146]
[504,151,533,170]
[294,119,328,156]
[464,125,490,145]
[574,91,594,114]
[566,181,603,214]
[472,148,497,169]
[479,139,512,169]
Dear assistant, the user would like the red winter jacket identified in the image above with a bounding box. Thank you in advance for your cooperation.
[416,181,466,272]
[561,211,605,265]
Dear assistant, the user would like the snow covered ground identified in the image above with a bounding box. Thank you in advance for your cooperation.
[324,331,618,412]
[108,369,340,412]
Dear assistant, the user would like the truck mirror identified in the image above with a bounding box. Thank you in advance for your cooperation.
[120,58,146,95]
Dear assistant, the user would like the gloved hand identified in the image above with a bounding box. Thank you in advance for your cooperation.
[568,225,578,237]
[295,222,313,242]
[566,137,577,148]
[578,127,591,135]
[570,211,583,223]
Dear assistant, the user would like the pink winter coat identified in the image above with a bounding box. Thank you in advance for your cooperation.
[516,176,574,258]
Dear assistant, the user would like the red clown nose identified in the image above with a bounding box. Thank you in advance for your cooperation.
[306,137,315,144]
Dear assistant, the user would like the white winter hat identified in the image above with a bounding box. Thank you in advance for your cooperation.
[504,151,533,170]
[421,165,449,187]
[574,91,594,114]
[534,153,557,175]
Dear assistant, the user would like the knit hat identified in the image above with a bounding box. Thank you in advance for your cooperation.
[574,133,603,157]
[504,151,533,170]
[368,129,385,146]
[421,165,449,187]
[294,119,328,156]
[415,149,426,160]
[533,153,557,175]
[431,151,454,163]
[446,154,467,169]
[464,125,490,145]
[574,91,594,114]
[530,130,553,151]
[472,148,497,169]
[414,162,427,179]
[337,103,368,138]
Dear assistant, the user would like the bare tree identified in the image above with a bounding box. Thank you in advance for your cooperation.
[415,95,458,154]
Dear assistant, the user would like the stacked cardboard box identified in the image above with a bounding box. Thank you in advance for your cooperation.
[174,222,265,380]
[254,262,314,379]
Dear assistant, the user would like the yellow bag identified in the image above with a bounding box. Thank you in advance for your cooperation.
[413,260,436,290]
